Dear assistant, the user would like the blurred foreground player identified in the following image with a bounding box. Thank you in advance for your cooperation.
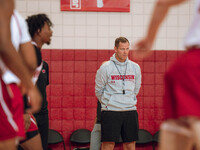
[0,0,41,150]
[134,0,200,149]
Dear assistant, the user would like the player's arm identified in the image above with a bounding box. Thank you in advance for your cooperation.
[145,0,188,44]
[0,0,41,113]
[134,0,188,53]
[0,0,32,87]
[19,42,37,75]
[0,32,41,113]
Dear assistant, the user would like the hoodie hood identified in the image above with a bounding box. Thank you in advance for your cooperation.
[110,53,128,66]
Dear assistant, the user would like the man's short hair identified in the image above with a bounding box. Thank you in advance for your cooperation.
[26,14,53,38]
[115,37,129,48]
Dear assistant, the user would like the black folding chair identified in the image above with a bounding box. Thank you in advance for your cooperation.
[136,129,153,147]
[69,129,91,150]
[48,129,66,150]
[153,130,160,150]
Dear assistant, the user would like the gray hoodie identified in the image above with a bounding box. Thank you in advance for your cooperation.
[95,53,142,111]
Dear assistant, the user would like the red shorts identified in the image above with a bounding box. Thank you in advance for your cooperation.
[9,83,26,140]
[164,48,200,119]
[27,114,38,132]
[20,95,38,143]
[22,95,38,132]
[0,80,18,141]
[19,114,39,144]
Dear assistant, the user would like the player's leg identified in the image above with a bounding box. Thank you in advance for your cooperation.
[159,120,193,150]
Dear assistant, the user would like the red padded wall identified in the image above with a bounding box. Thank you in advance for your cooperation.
[42,49,185,150]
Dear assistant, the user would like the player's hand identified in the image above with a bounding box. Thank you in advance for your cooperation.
[18,83,26,95]
[23,113,31,131]
[26,85,42,114]
[132,38,153,60]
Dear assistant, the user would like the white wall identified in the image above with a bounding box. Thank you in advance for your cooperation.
[16,0,195,50]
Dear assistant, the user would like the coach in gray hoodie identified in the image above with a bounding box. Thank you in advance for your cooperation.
[95,37,141,150]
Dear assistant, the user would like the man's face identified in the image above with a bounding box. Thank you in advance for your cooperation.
[40,22,53,45]
[114,42,129,62]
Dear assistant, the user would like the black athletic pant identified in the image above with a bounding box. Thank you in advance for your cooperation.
[34,113,49,150]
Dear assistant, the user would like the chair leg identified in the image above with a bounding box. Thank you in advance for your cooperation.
[69,142,72,150]
[63,141,66,150]
[153,143,155,150]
